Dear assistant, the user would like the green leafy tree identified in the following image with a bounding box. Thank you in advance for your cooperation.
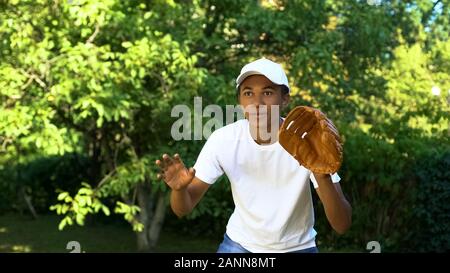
[1,0,448,252]
[1,0,205,251]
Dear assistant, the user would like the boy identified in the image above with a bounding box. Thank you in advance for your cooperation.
[155,58,352,253]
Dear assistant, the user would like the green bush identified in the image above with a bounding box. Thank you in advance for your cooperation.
[312,124,449,252]
[409,151,450,252]
[0,153,91,214]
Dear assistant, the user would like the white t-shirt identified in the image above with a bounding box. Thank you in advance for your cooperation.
[193,119,340,253]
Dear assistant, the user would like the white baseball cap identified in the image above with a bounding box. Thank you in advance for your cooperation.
[236,57,290,93]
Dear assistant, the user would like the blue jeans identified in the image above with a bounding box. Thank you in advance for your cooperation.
[217,233,319,253]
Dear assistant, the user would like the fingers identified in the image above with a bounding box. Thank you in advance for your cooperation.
[155,159,164,169]
[188,167,196,179]
[292,110,316,135]
[319,119,342,144]
[173,153,183,165]
[162,154,174,167]
[284,110,318,142]
[321,132,343,158]
[296,109,341,143]
[283,107,342,144]
[156,173,165,180]
[155,154,172,181]
[329,123,342,143]
[282,106,307,130]
[314,111,340,139]
[155,153,187,181]
[155,154,175,170]
[280,107,319,146]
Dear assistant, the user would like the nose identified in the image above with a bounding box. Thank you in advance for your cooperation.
[253,93,265,109]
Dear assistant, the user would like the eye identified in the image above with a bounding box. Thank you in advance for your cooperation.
[263,90,274,96]
[243,91,253,97]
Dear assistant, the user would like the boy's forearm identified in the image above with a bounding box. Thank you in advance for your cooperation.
[170,188,193,217]
[314,174,352,234]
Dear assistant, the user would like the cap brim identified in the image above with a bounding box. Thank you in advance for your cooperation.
[236,71,264,87]
[236,71,287,88]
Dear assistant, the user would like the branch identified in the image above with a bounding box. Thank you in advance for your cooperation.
[131,185,138,206]
[21,76,34,90]
[20,186,39,219]
[86,24,100,44]
[121,133,139,159]
[20,69,47,89]
[32,74,47,88]
[96,169,117,190]
[421,0,442,25]
[48,53,67,64]
[150,72,169,93]
[1,137,13,152]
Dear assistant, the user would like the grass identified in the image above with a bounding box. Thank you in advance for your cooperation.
[0,213,360,253]
[0,213,219,253]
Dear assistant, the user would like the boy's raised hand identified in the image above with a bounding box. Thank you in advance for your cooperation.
[155,154,196,191]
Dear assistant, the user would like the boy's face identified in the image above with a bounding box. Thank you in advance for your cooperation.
[238,75,290,132]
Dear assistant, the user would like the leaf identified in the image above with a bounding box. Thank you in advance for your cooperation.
[139,67,146,78]
[96,117,103,127]
[132,222,144,232]
[78,188,92,196]
[101,206,110,216]
[86,196,92,206]
[61,205,69,214]
[78,197,86,207]
[58,218,67,231]
[122,41,133,48]
[57,192,69,201]
[81,182,92,189]
[76,214,84,226]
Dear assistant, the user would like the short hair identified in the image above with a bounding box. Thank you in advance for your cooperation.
[236,84,289,98]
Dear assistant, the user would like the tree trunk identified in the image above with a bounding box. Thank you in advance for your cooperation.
[89,140,102,183]
[135,182,167,252]
[20,186,38,220]
[136,182,152,252]
[148,190,167,249]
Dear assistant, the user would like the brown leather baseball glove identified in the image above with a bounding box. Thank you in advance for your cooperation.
[279,106,343,174]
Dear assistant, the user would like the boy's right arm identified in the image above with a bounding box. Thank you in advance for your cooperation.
[170,177,210,217]
[156,154,210,217]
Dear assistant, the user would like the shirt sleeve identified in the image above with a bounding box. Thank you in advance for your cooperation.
[193,131,224,184]
[310,172,341,189]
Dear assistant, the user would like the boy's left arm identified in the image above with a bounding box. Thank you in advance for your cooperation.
[313,173,352,234]
[278,106,351,233]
